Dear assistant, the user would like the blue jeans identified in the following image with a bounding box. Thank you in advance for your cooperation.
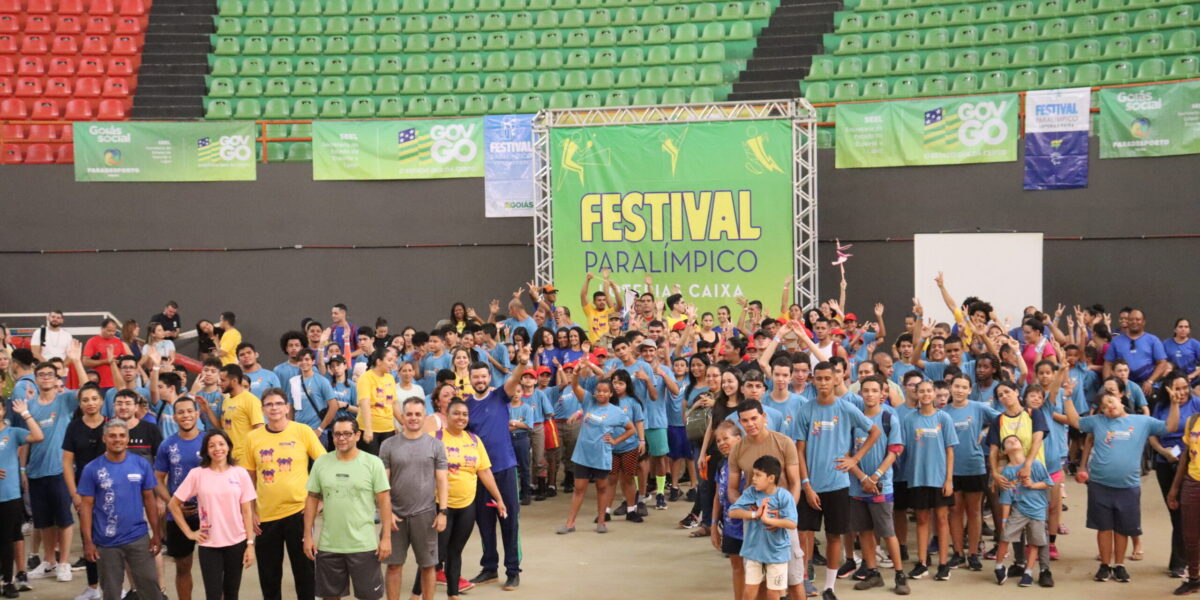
[474,467,521,576]
[511,431,532,500]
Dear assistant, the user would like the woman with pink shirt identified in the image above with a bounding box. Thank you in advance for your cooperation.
[168,429,257,600]
[1020,317,1057,382]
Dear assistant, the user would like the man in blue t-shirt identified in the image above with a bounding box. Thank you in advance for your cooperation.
[78,419,163,600]
[464,348,528,590]
[152,398,204,600]
[236,343,282,399]
[1102,309,1169,395]
[25,359,81,582]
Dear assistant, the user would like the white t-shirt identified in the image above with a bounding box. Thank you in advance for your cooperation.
[31,327,71,359]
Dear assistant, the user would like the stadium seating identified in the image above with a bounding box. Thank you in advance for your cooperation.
[802,0,1199,104]
[203,0,775,127]
[0,0,149,163]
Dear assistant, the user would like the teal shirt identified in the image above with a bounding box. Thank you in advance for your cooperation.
[942,401,1000,476]
[849,406,902,498]
[796,398,875,493]
[1000,462,1052,520]
[900,409,958,488]
[731,486,798,565]
[1078,413,1168,488]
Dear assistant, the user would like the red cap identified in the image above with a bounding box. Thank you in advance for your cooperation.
[563,359,579,369]
[746,341,758,350]
[535,366,552,376]
[844,312,858,322]
[831,328,846,336]
[672,321,688,331]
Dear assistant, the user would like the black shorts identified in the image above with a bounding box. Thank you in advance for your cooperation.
[953,474,988,494]
[907,486,955,510]
[574,465,610,482]
[0,498,24,543]
[28,474,73,529]
[165,514,201,558]
[797,487,851,535]
[893,481,910,511]
[722,534,743,556]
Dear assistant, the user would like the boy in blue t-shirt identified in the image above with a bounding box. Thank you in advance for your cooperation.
[994,435,1053,588]
[711,421,747,600]
[729,455,799,600]
[509,393,536,505]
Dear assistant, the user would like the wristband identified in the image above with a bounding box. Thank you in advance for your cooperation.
[873,469,883,478]
[859,475,868,483]
[20,411,32,419]
[801,478,811,485]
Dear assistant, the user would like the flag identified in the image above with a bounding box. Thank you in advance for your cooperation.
[923,106,961,149]
[396,128,434,164]
[197,137,222,162]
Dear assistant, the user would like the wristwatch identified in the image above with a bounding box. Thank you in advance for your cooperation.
[439,508,449,515]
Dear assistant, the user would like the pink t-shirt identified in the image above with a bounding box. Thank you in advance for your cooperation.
[1021,340,1056,382]
[173,466,257,548]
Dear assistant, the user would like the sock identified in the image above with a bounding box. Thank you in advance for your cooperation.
[655,475,666,493]
[1049,534,1057,543]
[995,561,1004,570]
[1025,567,1033,575]
[825,568,837,591]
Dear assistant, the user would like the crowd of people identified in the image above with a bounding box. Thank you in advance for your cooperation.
[1,268,1199,600]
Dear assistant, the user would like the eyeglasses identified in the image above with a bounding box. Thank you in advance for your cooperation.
[332,431,357,438]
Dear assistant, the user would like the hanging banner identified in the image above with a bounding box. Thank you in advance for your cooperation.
[1024,87,1090,190]
[835,94,1019,168]
[73,122,256,182]
[484,114,535,218]
[312,118,484,180]
[1097,81,1200,159]
[550,121,794,316]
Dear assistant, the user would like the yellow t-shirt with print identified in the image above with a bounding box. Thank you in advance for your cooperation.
[246,422,326,521]
[436,428,492,509]
[582,304,615,341]
[357,369,397,433]
[221,390,264,463]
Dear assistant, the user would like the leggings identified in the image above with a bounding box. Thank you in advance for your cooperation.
[199,542,247,600]
[0,498,22,583]
[689,454,720,526]
[1155,461,1186,570]
[1182,476,1200,579]
[412,504,476,597]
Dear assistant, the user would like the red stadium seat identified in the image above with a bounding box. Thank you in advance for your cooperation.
[101,77,128,97]
[111,36,137,55]
[51,35,80,55]
[55,143,73,163]
[114,17,141,34]
[56,16,84,34]
[64,98,93,119]
[44,76,72,96]
[20,34,48,54]
[89,0,117,15]
[0,35,15,54]
[0,15,19,34]
[0,56,11,74]
[16,56,43,75]
[59,123,74,140]
[47,56,76,75]
[81,35,107,54]
[27,124,57,140]
[118,0,146,15]
[85,16,113,34]
[1,143,22,164]
[0,76,10,95]
[0,97,25,118]
[30,99,61,118]
[97,98,125,119]
[25,0,54,13]
[1,123,24,139]
[75,76,101,96]
[78,57,104,75]
[24,15,52,34]
[23,143,55,164]
[106,57,131,75]
[0,0,19,13]
[58,0,87,13]
[13,77,41,96]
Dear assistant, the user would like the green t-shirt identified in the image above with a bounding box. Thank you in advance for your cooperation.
[306,450,390,553]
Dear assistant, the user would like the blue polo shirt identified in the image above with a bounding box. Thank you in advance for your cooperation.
[1105,333,1167,383]
[467,387,518,473]
[244,368,281,400]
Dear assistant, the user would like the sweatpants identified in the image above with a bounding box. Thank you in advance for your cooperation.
[256,511,314,600]
[98,536,162,600]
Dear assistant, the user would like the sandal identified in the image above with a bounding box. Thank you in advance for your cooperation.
[688,526,711,538]
[1131,550,1145,561]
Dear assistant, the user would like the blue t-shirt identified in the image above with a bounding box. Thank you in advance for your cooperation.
[78,453,157,547]
[0,427,30,501]
[194,389,225,429]
[901,409,958,488]
[1153,398,1200,464]
[553,385,583,420]
[891,404,918,482]
[924,359,975,383]
[724,404,786,437]
[644,370,674,430]
[1068,365,1099,412]
[999,461,1052,521]
[849,407,902,499]
[1040,392,1069,473]
[287,374,334,430]
[502,317,538,341]
[716,460,745,540]
[508,402,537,431]
[1164,338,1200,374]
[1078,413,1169,488]
[611,397,646,454]
[668,388,689,428]
[466,387,518,473]
[480,343,510,387]
[152,433,203,521]
[571,393,629,470]
[272,361,301,395]
[244,368,281,400]
[796,398,875,493]
[731,486,798,565]
[891,362,919,385]
[763,392,806,441]
[6,375,36,419]
[970,379,999,408]
[27,391,79,478]
[605,358,657,409]
[418,352,454,395]
[329,379,357,420]
[943,401,1000,476]
[103,386,150,418]
[1104,333,1168,383]
[519,389,551,425]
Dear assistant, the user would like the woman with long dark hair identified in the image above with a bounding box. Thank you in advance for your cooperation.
[195,320,219,360]
[1150,372,1199,578]
[685,368,743,537]
[1167,370,1200,594]
[606,370,646,522]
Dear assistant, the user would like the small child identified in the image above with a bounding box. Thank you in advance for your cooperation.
[711,421,746,600]
[995,435,1054,588]
[729,456,799,600]
[509,391,536,505]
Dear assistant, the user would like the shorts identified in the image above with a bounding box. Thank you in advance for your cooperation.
[315,550,385,600]
[165,514,201,558]
[786,528,806,586]
[849,499,896,539]
[797,487,851,535]
[1086,482,1142,536]
[28,475,74,529]
[645,428,669,457]
[1002,512,1048,546]
[667,426,693,460]
[721,534,743,556]
[385,509,438,567]
[893,481,910,511]
[907,486,955,510]
[1049,470,1064,484]
[953,474,988,494]
[744,559,789,591]
[0,498,24,543]
[611,449,640,476]
[574,465,610,482]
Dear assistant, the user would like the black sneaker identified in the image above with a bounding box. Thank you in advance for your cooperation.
[934,564,950,581]
[2,583,17,599]
[1019,572,1034,587]
[533,491,546,502]
[25,557,39,572]
[546,485,557,498]
[899,545,910,562]
[893,571,910,595]
[837,559,858,579]
[983,545,998,560]
[636,501,648,516]
[821,588,838,600]
[813,546,828,567]
[967,554,983,571]
[655,493,667,510]
[502,574,519,591]
[561,483,573,494]
[678,513,698,529]
[854,570,883,590]
[1113,565,1131,583]
[1094,564,1113,582]
[995,566,1008,585]
[908,563,928,579]
[685,487,697,502]
[1171,567,1188,579]
[625,511,643,523]
[981,522,994,537]
[851,564,870,581]
[520,496,531,506]
[1038,569,1055,588]
[1008,563,1026,578]
[613,501,628,516]
[13,574,29,592]
[468,570,499,585]
[946,553,964,569]
[668,486,681,502]
[1173,578,1200,595]
[71,558,87,571]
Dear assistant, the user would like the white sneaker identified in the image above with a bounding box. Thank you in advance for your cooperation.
[75,586,102,600]
[27,562,56,579]
[877,547,894,569]
[57,563,74,582]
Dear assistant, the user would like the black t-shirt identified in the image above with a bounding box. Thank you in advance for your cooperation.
[62,417,106,479]
[150,312,181,334]
[127,420,163,460]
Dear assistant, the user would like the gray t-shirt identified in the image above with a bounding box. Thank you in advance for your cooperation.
[379,432,447,516]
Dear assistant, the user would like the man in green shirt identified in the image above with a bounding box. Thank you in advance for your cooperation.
[304,416,392,600]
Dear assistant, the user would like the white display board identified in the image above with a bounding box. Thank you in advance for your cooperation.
[913,233,1043,327]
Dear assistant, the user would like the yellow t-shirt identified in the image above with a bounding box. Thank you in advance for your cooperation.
[436,428,491,509]
[357,369,397,433]
[246,422,326,521]
[1186,415,1200,482]
[582,304,615,341]
[951,308,975,345]
[219,327,242,365]
[221,390,264,463]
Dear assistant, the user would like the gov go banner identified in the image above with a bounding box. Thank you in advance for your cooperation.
[835,94,1019,168]
[1024,88,1090,190]
[1098,81,1200,159]
[73,122,256,182]
[312,118,484,180]
[549,121,794,316]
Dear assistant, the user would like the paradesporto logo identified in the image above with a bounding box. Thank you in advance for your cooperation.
[1129,118,1151,138]
[103,149,122,165]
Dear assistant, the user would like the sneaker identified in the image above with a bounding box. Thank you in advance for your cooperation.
[1172,567,1189,579]
[502,574,519,591]
[2,584,16,599]
[613,501,628,516]
[995,565,1008,585]
[908,563,928,579]
[851,564,870,581]
[70,558,87,571]
[812,546,827,567]
[56,563,73,582]
[595,523,608,534]
[1094,564,1113,582]
[547,485,557,498]
[678,513,699,529]
[1019,572,1033,587]
[1008,563,1025,578]
[668,486,681,502]
[625,511,643,523]
[636,501,648,517]
[981,522,994,537]
[899,545,909,562]
[685,487,697,502]
[837,559,858,579]
[803,579,818,597]
[821,589,838,600]
[655,493,667,510]
[1048,543,1059,560]
[1113,565,1130,583]
[946,553,964,569]
[876,546,894,569]
[555,525,576,535]
[14,574,30,592]
[75,587,101,600]
[26,563,55,580]
[519,496,531,506]
[983,545,998,560]
[1173,578,1200,595]
[893,572,910,595]
[25,556,39,572]
[934,564,950,581]
[967,554,983,571]
[458,578,474,592]
[1038,569,1055,588]
[436,569,448,585]
[854,570,884,590]
[122,589,140,600]
[468,570,499,585]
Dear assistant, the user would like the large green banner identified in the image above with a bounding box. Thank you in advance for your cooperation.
[73,122,256,181]
[836,94,1019,168]
[312,118,484,180]
[1098,81,1200,159]
[551,121,794,316]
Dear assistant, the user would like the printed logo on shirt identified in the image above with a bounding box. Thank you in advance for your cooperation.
[0,435,9,450]
[127,473,143,483]
[954,416,972,431]
[915,425,942,446]
[810,416,840,436]
[1102,426,1136,447]
[40,411,57,427]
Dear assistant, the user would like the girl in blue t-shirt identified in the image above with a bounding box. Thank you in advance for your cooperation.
[557,374,634,534]
[608,370,647,522]
[326,356,358,421]
[711,420,746,600]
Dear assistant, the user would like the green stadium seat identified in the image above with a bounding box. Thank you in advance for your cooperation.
[457,13,481,31]
[350,16,375,33]
[431,55,457,73]
[865,12,890,30]
[979,70,1007,91]
[660,88,686,103]
[286,143,312,162]
[1101,12,1129,33]
[374,75,400,94]
[325,0,349,16]
[404,55,430,73]
[404,15,428,32]
[949,5,975,25]
[1011,44,1040,66]
[295,17,320,34]
[864,54,891,75]
[462,95,489,114]
[537,50,562,69]
[518,93,544,111]
[832,80,859,100]
[236,78,263,96]
[887,52,916,74]
[245,0,269,15]
[953,49,980,70]
[242,58,267,76]
[218,0,243,15]
[642,45,668,65]
[592,27,616,45]
[1135,57,1165,80]
[1064,0,1090,15]
[347,75,373,95]
[1104,36,1131,57]
[264,123,289,138]
[862,78,888,98]
[379,57,402,73]
[923,8,947,27]
[950,72,978,93]
[672,23,698,44]
[267,37,293,55]
[1039,18,1068,38]
[697,64,722,84]
[1072,62,1100,84]
[318,77,345,95]
[1104,60,1132,82]
[407,96,432,115]
[666,5,689,23]
[616,68,641,86]
[981,23,1007,44]
[951,25,977,45]
[297,0,322,15]
[670,65,696,85]
[1042,65,1069,86]
[809,56,835,78]
[212,57,238,76]
[293,77,318,95]
[259,98,287,118]
[325,17,350,34]
[594,49,617,67]
[510,72,535,91]
[430,15,454,32]
[399,0,422,10]
[210,78,234,97]
[924,51,949,71]
[1167,30,1195,51]
[619,47,644,66]
[273,0,298,14]
[349,56,375,74]
[562,70,588,89]
[546,91,571,108]
[893,30,919,50]
[216,17,241,34]
[535,71,562,90]
[604,89,630,105]
[1135,33,1163,56]
[921,75,948,95]
[591,69,615,87]
[866,32,892,51]
[614,6,638,25]
[1011,68,1039,89]
[1007,1,1033,19]
[349,36,375,53]
[401,75,427,93]
[480,32,505,50]
[894,9,918,28]
[1169,55,1198,77]
[273,18,298,34]
[1042,42,1069,64]
[323,57,348,75]
[840,13,863,32]
[538,30,563,47]
[576,91,601,107]
[1132,8,1160,30]
[720,2,744,20]
[982,48,1008,68]
[482,74,507,92]
[350,0,373,14]
[1074,39,1101,60]
[234,98,262,119]
[492,94,517,112]
[1164,5,1193,27]
[1070,15,1098,35]
[378,16,402,32]
[214,36,240,55]
[433,95,460,115]
[429,74,454,93]
[700,22,726,41]
[640,6,666,25]
[891,76,917,98]
[922,29,947,47]
[1036,0,1062,18]
[803,81,830,102]
[244,17,269,34]
[856,0,883,10]
[643,65,668,85]
[292,98,319,118]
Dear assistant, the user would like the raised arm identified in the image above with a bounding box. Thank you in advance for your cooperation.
[604,270,624,311]
[504,346,531,398]
[580,272,595,308]
[934,272,959,315]
[780,275,793,317]
[873,303,887,342]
